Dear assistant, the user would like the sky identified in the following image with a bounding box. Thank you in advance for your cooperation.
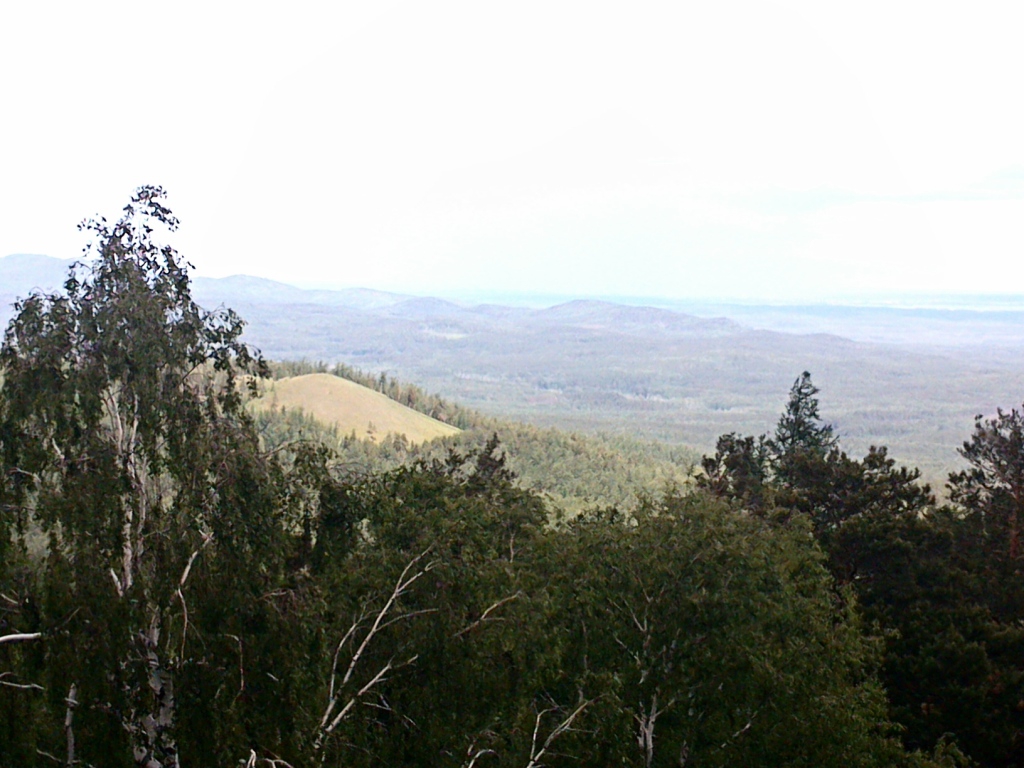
[3,1,1024,302]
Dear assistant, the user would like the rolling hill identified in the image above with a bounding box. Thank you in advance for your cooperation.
[7,253,1024,483]
[254,366,699,513]
[253,373,460,443]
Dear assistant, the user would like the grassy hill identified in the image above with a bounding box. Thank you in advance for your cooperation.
[254,365,699,513]
[212,290,1024,485]
[12,254,1023,486]
[253,373,460,443]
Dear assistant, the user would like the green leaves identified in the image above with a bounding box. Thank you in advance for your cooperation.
[773,370,838,462]
[553,494,899,768]
[949,406,1024,560]
[0,196,969,766]
[0,187,279,766]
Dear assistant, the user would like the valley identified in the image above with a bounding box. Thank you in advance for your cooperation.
[4,253,1023,484]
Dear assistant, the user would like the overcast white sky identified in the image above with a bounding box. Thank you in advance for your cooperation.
[3,1,1024,301]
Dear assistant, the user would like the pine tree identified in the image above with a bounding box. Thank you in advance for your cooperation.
[949,406,1024,559]
[771,371,838,480]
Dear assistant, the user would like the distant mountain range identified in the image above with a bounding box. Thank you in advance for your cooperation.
[0,254,412,313]
[4,252,1024,481]
[0,253,71,298]
[6,252,1023,348]
[0,253,742,344]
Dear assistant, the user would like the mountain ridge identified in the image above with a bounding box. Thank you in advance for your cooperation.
[5,252,1024,481]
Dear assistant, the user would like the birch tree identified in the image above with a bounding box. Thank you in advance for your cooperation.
[0,186,271,766]
[555,495,909,768]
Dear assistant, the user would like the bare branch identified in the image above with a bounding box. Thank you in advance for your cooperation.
[65,683,78,768]
[314,547,435,751]
[0,632,42,645]
[179,535,212,589]
[340,549,435,692]
[323,655,419,737]
[10,467,42,484]
[223,634,245,698]
[726,718,754,744]
[0,681,45,691]
[454,592,523,639]
[376,607,438,632]
[717,711,757,751]
[325,610,366,710]
[525,698,593,768]
[110,568,123,597]
[635,691,676,768]
[0,672,45,691]
[177,533,213,658]
[464,744,497,768]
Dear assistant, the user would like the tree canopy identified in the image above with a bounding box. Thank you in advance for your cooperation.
[0,189,985,767]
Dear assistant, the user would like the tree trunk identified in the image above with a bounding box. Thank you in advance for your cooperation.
[65,683,77,768]
[132,614,179,768]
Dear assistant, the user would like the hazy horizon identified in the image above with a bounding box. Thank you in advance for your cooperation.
[4,3,1024,303]
[6,250,1024,314]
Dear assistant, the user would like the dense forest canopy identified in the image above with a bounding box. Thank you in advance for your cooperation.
[3,189,1024,767]
[255,360,699,514]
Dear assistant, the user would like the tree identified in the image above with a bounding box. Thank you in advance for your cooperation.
[949,406,1024,559]
[551,492,919,768]
[699,432,772,513]
[698,376,1020,764]
[772,371,837,459]
[699,372,838,511]
[0,194,966,766]
[302,447,566,767]
[770,371,839,495]
[702,372,933,537]
[0,186,278,765]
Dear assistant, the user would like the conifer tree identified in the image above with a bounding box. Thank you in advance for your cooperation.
[949,405,1024,559]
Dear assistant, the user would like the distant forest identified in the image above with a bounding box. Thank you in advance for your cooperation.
[170,264,1024,490]
[259,359,699,514]
[5,188,1024,767]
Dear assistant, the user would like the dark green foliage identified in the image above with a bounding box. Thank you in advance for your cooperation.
[700,372,934,539]
[773,370,838,463]
[949,407,1024,559]
[831,414,1024,767]
[254,400,698,513]
[304,451,555,766]
[700,432,772,512]
[551,494,911,768]
[838,503,1024,767]
[0,187,283,765]
[0,195,964,767]
[283,457,916,767]
[700,374,1024,766]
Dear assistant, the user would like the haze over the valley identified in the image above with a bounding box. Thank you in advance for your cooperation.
[4,252,1023,490]
[3,2,1024,486]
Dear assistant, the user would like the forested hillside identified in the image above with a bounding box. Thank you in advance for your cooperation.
[6,252,1024,485]
[182,272,1024,484]
[256,362,698,513]
[7,189,1024,766]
